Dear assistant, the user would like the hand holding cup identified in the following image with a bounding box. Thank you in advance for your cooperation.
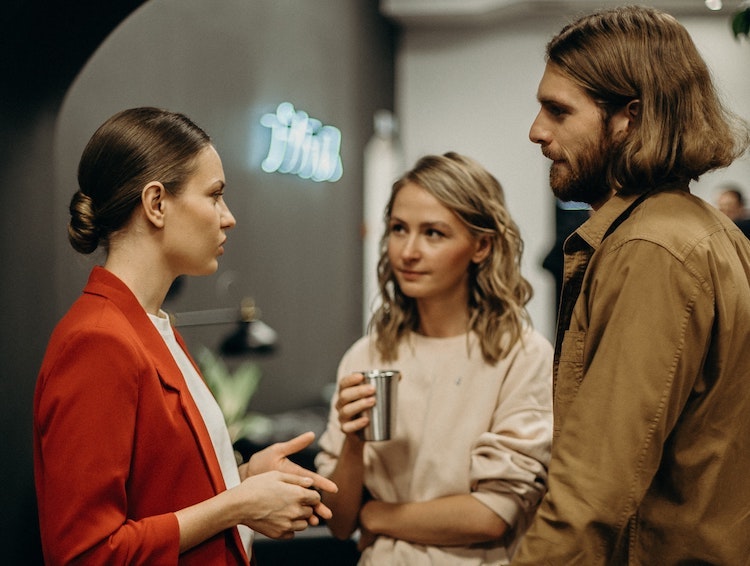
[335,370,400,441]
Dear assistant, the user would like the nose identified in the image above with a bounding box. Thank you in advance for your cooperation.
[221,200,237,229]
[400,234,421,261]
[529,110,549,146]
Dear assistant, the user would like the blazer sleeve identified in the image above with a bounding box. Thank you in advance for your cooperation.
[34,321,180,565]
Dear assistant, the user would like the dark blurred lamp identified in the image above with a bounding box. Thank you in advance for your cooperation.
[171,298,278,355]
[219,299,278,355]
[732,4,750,38]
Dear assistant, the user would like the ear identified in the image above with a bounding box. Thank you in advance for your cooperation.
[141,181,166,228]
[610,99,640,139]
[626,99,640,121]
[472,235,492,264]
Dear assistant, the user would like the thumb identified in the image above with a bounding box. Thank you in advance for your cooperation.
[274,431,315,457]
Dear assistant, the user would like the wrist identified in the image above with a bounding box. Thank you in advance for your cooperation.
[216,484,246,529]
[342,434,366,455]
[359,500,382,535]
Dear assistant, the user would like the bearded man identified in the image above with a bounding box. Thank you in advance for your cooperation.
[513,6,750,564]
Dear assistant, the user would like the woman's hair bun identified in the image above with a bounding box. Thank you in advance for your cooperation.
[67,190,100,254]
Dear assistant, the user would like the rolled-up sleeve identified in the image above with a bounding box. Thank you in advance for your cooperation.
[470,332,554,532]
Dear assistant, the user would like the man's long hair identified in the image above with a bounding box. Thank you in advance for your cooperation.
[370,152,532,365]
[547,5,749,193]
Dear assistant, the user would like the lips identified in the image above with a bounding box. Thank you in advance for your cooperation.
[397,268,425,281]
[541,146,566,162]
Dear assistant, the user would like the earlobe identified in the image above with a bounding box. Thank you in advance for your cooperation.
[142,182,166,228]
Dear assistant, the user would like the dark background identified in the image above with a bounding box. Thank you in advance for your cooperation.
[2,5,149,562]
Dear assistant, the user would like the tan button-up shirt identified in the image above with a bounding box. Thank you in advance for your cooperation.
[514,186,750,565]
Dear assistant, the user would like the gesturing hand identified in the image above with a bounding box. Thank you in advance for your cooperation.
[235,471,327,539]
[241,431,338,523]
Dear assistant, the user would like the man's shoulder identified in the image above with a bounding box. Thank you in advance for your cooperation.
[619,190,725,245]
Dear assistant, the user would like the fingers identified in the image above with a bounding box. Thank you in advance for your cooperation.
[312,500,333,521]
[308,472,338,494]
[246,473,329,539]
[336,373,376,434]
[287,465,338,494]
[339,371,366,389]
[263,516,313,540]
[279,474,330,509]
[283,473,315,489]
[274,456,339,495]
[283,476,335,524]
[337,373,376,405]
[285,479,333,530]
[272,431,316,458]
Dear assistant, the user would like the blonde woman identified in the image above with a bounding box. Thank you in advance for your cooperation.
[316,152,553,565]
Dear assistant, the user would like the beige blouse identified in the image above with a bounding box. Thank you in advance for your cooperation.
[316,329,553,565]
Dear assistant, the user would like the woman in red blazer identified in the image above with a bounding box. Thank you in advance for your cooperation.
[34,107,337,565]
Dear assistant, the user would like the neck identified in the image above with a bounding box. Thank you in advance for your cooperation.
[590,188,616,211]
[416,298,470,338]
[104,245,173,316]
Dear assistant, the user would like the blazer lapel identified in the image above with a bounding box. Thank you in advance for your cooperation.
[83,266,250,564]
[84,267,228,494]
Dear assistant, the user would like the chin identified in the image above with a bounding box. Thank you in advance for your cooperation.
[192,263,219,277]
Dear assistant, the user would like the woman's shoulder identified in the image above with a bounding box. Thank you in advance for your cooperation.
[43,291,148,376]
[504,327,554,361]
[521,327,554,350]
[338,333,382,373]
[341,333,376,360]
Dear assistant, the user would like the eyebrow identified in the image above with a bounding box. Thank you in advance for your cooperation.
[390,217,452,230]
[538,94,570,109]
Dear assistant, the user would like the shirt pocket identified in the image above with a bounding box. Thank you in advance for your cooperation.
[554,330,585,436]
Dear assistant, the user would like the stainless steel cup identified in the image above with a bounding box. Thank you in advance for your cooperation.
[359,370,400,441]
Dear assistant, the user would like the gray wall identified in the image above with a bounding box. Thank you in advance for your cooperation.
[54,0,396,415]
[1,1,394,561]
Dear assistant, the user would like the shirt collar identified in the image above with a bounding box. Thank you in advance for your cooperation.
[564,183,689,253]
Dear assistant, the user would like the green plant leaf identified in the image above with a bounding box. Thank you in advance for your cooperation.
[196,346,263,432]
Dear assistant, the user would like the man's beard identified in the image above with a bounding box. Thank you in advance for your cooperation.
[548,130,619,206]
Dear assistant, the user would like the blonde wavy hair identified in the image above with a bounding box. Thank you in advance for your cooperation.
[370,152,532,365]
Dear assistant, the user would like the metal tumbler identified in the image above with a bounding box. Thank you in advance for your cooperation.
[359,369,400,441]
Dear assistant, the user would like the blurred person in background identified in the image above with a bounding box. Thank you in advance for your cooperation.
[716,182,750,238]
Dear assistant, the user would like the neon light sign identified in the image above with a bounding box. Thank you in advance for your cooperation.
[260,102,343,183]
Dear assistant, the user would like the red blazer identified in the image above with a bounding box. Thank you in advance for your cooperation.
[34,267,249,565]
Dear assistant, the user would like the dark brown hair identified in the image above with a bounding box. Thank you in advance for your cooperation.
[69,107,212,254]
